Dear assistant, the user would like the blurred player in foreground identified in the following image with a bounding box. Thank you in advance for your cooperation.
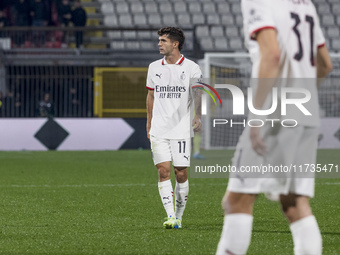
[216,0,332,254]
[146,27,202,229]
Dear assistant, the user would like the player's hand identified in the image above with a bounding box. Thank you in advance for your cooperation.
[192,116,201,132]
[250,127,266,156]
[146,124,151,140]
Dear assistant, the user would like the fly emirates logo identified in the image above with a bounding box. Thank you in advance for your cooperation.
[155,85,186,99]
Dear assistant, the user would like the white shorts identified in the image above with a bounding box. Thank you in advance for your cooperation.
[228,125,318,198]
[150,135,191,167]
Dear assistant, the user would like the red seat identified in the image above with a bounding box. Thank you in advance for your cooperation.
[46,41,53,48]
[53,41,62,48]
[24,41,32,48]
[55,31,63,41]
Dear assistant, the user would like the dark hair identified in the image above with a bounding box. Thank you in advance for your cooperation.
[157,27,185,51]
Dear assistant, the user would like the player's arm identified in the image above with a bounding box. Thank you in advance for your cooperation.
[146,89,154,140]
[254,28,281,107]
[192,87,202,132]
[251,28,281,155]
[316,45,332,87]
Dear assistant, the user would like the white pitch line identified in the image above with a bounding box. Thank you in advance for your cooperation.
[1,184,151,188]
[0,182,338,188]
[0,183,227,188]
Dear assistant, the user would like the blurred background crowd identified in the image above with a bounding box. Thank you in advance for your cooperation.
[0,0,86,48]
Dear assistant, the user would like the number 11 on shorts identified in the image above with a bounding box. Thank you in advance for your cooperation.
[178,141,186,153]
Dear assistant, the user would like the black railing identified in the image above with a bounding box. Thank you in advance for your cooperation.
[0,26,201,118]
[0,26,199,56]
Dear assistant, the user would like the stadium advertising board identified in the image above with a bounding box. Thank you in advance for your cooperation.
[0,118,139,151]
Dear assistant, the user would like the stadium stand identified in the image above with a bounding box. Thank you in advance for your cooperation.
[2,0,339,58]
[99,0,247,52]
[0,0,339,119]
[97,0,340,53]
[0,0,339,56]
[0,0,338,53]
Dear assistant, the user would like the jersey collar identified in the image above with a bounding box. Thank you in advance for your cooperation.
[162,55,185,65]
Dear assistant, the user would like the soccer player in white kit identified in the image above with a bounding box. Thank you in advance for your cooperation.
[216,0,333,254]
[146,27,202,229]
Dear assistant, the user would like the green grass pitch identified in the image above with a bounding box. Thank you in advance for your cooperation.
[0,150,339,254]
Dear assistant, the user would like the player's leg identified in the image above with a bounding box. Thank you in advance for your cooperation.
[156,161,176,219]
[216,191,256,255]
[281,127,321,255]
[150,136,177,228]
[280,194,322,255]
[216,125,262,254]
[157,161,178,228]
[174,166,188,228]
[171,138,191,228]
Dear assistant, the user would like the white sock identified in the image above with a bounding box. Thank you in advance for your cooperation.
[175,180,189,220]
[158,180,175,218]
[290,215,322,255]
[216,214,253,255]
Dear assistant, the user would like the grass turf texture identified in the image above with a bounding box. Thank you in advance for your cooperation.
[0,150,339,255]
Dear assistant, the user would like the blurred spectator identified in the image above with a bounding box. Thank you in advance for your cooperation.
[4,89,14,117]
[0,9,9,38]
[14,0,30,46]
[45,0,53,26]
[0,1,11,19]
[30,0,48,26]
[0,91,3,117]
[58,0,71,27]
[71,0,87,48]
[15,0,30,26]
[57,0,71,46]
[30,0,48,46]
[0,9,9,29]
[69,86,80,116]
[38,92,54,117]
[14,93,22,117]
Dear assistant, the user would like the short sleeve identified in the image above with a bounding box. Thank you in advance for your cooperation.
[314,11,326,48]
[146,64,154,90]
[191,64,203,80]
[242,0,276,40]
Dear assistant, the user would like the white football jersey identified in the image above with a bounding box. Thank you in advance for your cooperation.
[146,55,202,139]
[241,0,326,126]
